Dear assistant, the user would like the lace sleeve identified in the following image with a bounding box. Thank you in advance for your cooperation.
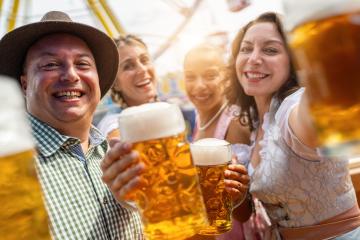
[275,88,320,161]
[232,143,251,167]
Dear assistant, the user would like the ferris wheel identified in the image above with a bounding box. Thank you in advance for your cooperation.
[0,0,254,60]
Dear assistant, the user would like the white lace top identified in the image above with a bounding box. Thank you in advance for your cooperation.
[233,88,356,228]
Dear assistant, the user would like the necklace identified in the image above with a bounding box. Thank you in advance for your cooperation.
[199,102,227,131]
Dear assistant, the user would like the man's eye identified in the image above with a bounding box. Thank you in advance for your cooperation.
[77,61,91,68]
[41,62,59,70]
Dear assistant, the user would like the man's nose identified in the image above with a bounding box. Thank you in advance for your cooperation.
[61,65,80,82]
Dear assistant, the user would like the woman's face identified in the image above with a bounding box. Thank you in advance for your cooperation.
[184,50,225,113]
[235,22,290,99]
[115,44,157,106]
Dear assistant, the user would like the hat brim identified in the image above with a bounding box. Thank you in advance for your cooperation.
[0,20,119,98]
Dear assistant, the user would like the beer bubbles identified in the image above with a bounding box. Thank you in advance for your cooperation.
[191,138,233,235]
[118,102,208,240]
[283,0,360,157]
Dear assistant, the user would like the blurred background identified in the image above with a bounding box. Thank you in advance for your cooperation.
[2,0,360,204]
[0,0,282,110]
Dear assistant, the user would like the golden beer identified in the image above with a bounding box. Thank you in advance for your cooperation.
[119,102,207,240]
[0,150,51,240]
[0,76,51,240]
[191,138,232,235]
[285,0,360,156]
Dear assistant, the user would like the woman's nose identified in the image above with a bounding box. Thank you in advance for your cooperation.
[248,50,262,65]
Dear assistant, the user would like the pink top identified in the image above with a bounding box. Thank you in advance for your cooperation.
[193,105,239,141]
[213,105,239,139]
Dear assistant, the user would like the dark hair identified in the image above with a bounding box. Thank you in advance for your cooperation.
[110,34,149,107]
[225,12,300,131]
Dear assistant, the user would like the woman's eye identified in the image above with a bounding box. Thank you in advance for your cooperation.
[263,48,279,55]
[239,46,252,53]
[123,63,134,70]
[185,75,196,81]
[141,56,150,65]
[204,73,217,81]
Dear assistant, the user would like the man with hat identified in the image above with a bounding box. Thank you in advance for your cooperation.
[0,11,143,239]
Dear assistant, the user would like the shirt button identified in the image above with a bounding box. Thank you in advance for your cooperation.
[103,198,108,204]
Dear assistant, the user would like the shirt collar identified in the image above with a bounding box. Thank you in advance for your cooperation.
[28,114,106,157]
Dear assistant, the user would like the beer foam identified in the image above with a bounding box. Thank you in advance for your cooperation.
[0,76,34,156]
[190,138,231,166]
[282,0,360,31]
[118,102,186,143]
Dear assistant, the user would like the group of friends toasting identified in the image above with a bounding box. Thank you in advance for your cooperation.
[101,1,360,239]
[1,0,360,239]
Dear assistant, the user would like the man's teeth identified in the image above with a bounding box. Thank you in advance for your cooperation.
[247,73,267,79]
[56,91,82,97]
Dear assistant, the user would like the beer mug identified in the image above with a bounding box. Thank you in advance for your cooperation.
[190,138,232,235]
[118,102,207,240]
[0,76,51,239]
[283,0,360,157]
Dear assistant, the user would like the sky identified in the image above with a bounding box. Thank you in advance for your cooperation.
[0,0,283,74]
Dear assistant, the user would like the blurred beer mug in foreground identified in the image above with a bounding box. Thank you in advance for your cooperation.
[283,0,360,157]
[190,138,232,235]
[0,76,51,239]
[118,102,207,240]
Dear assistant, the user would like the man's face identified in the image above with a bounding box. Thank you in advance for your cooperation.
[21,33,100,128]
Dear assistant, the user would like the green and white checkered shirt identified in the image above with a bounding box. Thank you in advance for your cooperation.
[29,114,144,240]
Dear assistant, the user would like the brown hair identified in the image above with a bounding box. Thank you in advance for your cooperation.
[110,35,149,107]
[225,12,299,131]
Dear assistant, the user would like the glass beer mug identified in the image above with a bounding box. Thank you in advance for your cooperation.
[0,76,51,239]
[283,0,360,157]
[190,138,232,235]
[118,102,207,240]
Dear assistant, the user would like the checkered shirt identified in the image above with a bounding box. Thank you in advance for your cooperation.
[29,114,144,240]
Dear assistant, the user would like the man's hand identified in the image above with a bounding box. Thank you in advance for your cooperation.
[101,138,146,202]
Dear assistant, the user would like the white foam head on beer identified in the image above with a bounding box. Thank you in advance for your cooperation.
[0,76,34,157]
[118,102,186,143]
[191,138,231,166]
[282,0,360,31]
